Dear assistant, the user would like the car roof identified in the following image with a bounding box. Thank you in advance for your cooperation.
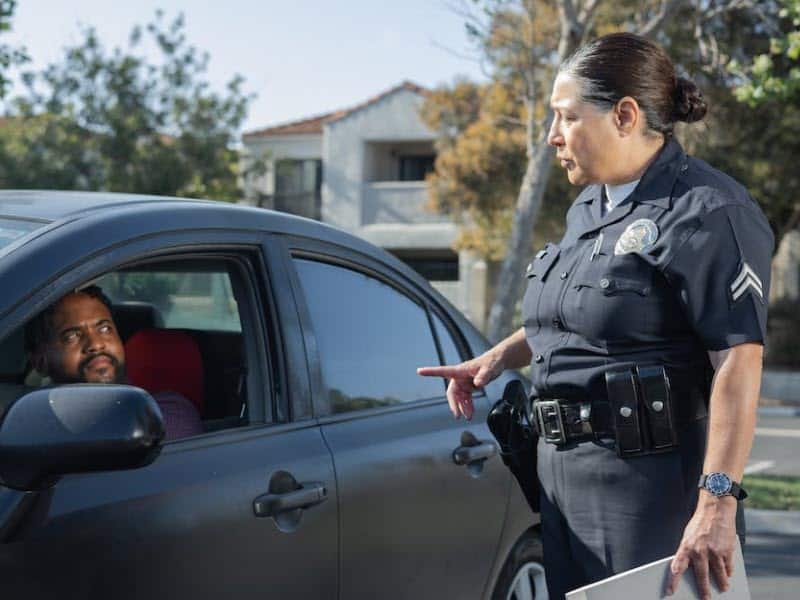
[0,189,212,221]
[0,190,426,294]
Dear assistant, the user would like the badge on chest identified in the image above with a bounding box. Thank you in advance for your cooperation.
[614,219,659,255]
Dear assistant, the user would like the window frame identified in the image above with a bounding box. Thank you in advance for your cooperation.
[2,232,282,440]
[280,235,474,422]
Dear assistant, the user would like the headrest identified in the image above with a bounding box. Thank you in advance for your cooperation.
[125,329,204,413]
[113,302,164,342]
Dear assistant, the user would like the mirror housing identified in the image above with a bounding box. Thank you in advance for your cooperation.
[0,385,164,491]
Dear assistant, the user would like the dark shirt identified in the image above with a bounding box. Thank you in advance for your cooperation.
[153,391,203,441]
[522,138,774,399]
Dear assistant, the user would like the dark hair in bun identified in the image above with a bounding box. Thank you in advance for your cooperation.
[673,77,707,123]
[559,33,707,138]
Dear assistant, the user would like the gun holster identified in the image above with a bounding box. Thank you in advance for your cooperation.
[487,380,540,512]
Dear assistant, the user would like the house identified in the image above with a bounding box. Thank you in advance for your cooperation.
[240,81,489,328]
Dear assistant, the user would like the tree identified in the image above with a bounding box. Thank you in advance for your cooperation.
[0,0,27,99]
[729,0,800,105]
[0,11,252,200]
[428,0,778,342]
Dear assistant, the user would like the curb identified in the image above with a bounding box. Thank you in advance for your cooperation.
[745,508,800,536]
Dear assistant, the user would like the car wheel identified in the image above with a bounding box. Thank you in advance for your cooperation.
[491,531,548,600]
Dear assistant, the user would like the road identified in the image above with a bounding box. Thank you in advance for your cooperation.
[746,410,800,477]
[742,408,800,598]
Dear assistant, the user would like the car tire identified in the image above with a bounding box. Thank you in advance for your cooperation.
[491,530,548,600]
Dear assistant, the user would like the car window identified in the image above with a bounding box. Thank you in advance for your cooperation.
[98,270,241,332]
[432,311,462,366]
[293,258,444,413]
[16,256,265,440]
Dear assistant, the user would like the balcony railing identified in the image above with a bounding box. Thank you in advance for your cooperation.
[362,181,449,226]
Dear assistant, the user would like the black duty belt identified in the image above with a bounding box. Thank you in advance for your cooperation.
[531,365,710,457]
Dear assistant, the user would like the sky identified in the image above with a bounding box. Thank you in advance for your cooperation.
[5,0,488,133]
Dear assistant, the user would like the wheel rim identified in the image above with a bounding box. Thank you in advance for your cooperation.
[505,561,548,600]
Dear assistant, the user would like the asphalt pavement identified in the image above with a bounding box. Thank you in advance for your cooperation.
[741,407,800,598]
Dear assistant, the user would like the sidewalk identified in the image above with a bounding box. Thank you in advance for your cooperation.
[745,509,800,536]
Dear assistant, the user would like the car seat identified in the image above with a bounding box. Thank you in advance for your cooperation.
[125,328,205,415]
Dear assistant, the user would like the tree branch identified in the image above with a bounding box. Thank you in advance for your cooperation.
[636,0,682,37]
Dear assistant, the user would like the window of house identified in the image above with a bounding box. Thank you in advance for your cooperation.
[274,159,322,220]
[293,258,445,413]
[398,155,435,181]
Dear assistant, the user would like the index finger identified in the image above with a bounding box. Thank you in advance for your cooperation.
[417,364,472,378]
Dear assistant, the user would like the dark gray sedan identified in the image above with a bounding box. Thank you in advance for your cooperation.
[0,191,544,599]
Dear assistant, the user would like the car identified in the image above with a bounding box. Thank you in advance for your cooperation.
[0,190,544,600]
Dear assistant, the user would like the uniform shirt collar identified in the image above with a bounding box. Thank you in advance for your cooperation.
[574,138,685,209]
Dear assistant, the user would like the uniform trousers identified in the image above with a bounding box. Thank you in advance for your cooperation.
[537,418,709,599]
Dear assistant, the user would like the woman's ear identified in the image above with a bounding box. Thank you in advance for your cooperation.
[614,96,640,136]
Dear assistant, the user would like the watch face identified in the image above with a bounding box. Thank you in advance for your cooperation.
[706,472,732,496]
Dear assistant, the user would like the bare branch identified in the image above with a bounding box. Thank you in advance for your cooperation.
[698,0,754,23]
[576,0,601,27]
[636,0,682,37]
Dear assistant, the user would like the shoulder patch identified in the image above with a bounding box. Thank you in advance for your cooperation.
[730,262,764,303]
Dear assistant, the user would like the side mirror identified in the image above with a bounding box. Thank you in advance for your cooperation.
[0,385,164,491]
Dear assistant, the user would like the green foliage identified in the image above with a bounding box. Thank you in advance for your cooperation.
[742,474,800,510]
[729,0,800,106]
[0,0,27,99]
[0,11,252,200]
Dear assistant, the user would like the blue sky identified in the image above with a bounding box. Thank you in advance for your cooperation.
[6,0,487,132]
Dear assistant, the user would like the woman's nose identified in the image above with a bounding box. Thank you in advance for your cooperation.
[547,118,562,147]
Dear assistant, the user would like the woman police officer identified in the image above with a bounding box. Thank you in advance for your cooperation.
[418,33,772,600]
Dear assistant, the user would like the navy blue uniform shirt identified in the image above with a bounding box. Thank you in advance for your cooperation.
[522,138,774,399]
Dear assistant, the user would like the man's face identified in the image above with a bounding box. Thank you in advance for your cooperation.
[39,293,126,384]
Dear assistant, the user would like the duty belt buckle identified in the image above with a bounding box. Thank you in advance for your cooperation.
[535,400,567,445]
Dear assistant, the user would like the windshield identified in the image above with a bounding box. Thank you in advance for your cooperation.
[0,217,45,251]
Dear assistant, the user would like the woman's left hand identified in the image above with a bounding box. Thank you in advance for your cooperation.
[665,494,738,599]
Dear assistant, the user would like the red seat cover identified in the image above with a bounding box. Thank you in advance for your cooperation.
[125,329,204,414]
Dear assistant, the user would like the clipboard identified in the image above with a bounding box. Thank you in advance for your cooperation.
[566,538,750,599]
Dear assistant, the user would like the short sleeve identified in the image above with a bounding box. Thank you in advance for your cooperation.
[663,204,774,350]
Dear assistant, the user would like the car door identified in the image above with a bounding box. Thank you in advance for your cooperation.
[284,240,509,600]
[0,234,338,600]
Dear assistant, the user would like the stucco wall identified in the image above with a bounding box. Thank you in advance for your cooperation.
[322,89,435,232]
[771,229,800,302]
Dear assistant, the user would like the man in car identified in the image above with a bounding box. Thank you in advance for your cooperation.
[25,285,203,440]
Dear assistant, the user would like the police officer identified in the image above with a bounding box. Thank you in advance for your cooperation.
[419,32,772,600]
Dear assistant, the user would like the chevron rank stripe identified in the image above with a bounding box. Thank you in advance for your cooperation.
[730,262,763,302]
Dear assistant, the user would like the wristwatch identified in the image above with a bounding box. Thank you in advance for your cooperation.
[698,472,748,500]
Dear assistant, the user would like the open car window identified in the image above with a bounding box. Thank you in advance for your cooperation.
[2,254,268,439]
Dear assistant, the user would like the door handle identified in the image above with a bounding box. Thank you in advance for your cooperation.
[452,441,498,466]
[253,482,328,517]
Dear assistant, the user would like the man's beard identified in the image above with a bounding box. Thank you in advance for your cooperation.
[51,353,127,384]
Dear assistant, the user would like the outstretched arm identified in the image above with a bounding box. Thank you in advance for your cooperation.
[418,327,532,420]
